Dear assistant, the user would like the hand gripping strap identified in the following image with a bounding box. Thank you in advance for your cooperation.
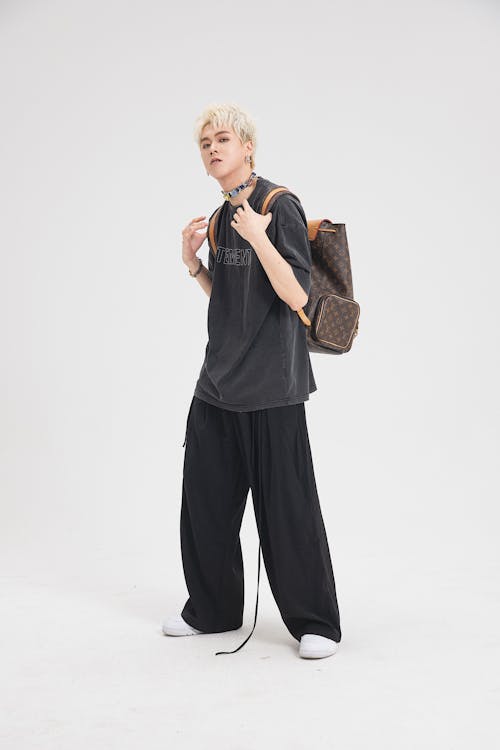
[207,189,312,327]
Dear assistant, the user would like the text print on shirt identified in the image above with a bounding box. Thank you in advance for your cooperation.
[194,175,317,414]
[216,246,252,266]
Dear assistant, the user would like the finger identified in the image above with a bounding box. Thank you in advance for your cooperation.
[191,215,206,222]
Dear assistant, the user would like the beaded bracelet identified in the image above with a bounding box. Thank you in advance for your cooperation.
[188,257,203,277]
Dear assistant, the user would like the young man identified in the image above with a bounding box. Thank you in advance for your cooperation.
[162,104,342,659]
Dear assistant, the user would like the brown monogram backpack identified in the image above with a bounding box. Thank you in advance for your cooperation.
[208,184,360,354]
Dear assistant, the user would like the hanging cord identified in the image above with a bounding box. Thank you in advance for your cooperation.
[215,410,264,656]
[214,539,262,655]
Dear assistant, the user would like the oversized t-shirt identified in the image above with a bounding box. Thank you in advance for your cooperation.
[193,175,317,412]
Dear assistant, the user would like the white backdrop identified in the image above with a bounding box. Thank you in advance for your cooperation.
[1,0,499,748]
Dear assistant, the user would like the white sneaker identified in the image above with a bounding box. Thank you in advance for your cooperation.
[299,634,340,659]
[162,614,204,636]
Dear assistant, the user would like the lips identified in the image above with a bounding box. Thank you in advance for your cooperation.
[211,158,222,164]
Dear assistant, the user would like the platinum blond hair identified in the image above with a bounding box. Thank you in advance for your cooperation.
[193,102,257,169]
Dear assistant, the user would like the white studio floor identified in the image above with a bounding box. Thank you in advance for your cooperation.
[1,538,497,750]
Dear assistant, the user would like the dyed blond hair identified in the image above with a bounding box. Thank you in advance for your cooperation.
[193,102,257,169]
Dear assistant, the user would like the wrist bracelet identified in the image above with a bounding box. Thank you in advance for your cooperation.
[188,257,203,277]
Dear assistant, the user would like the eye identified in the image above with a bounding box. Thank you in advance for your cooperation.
[202,136,229,149]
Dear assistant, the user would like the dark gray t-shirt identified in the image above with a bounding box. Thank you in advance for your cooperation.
[193,175,317,412]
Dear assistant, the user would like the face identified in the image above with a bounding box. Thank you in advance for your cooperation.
[199,123,253,183]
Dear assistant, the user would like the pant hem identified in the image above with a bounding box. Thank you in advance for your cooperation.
[293,630,341,643]
[182,613,243,634]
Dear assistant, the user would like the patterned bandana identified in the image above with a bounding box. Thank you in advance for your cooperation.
[220,171,258,201]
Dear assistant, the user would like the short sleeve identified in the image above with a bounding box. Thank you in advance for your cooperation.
[270,193,312,296]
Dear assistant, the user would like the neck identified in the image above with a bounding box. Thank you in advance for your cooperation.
[229,178,258,206]
[218,168,257,206]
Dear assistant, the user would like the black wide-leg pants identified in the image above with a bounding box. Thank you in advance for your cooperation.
[179,395,342,643]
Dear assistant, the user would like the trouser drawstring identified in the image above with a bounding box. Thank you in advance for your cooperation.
[215,539,262,655]
[215,411,264,655]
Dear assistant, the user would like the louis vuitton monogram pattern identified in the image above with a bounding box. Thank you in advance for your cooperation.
[207,186,361,355]
[263,192,361,355]
[314,293,360,351]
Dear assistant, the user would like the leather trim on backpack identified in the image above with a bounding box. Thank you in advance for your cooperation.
[208,206,223,257]
[307,220,337,242]
[261,186,290,214]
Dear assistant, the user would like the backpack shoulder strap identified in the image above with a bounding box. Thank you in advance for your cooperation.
[262,189,333,243]
[208,205,224,256]
[260,186,292,214]
[207,186,289,254]
[208,186,293,250]
[260,186,312,328]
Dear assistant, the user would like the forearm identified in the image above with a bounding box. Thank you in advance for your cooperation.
[186,256,212,298]
[250,231,308,311]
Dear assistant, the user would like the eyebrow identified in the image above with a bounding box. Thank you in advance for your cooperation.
[200,130,231,143]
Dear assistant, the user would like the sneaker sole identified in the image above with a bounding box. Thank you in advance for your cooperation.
[299,647,338,658]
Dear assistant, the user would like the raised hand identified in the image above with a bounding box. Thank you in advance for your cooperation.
[182,215,208,264]
[230,198,272,244]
